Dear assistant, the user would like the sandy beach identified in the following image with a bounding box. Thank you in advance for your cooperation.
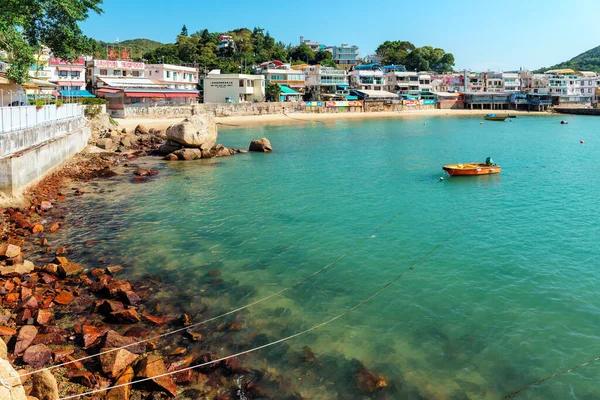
[114,108,551,131]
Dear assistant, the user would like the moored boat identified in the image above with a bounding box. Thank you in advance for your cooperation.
[484,113,508,121]
[443,157,501,176]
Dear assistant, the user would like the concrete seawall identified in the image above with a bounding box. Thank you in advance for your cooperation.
[554,108,600,116]
[0,117,91,195]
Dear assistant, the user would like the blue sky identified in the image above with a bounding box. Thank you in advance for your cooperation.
[81,0,600,71]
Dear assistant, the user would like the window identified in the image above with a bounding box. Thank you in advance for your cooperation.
[113,70,122,76]
[132,71,140,77]
[183,73,187,79]
[58,70,68,78]
[173,72,178,80]
[239,79,244,87]
[247,80,251,86]
[166,71,171,78]
[100,69,107,75]
[149,71,152,76]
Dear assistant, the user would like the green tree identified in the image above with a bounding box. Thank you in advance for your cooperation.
[375,40,415,65]
[320,59,337,69]
[314,50,332,64]
[265,82,282,102]
[0,0,103,83]
[180,24,188,36]
[288,44,315,64]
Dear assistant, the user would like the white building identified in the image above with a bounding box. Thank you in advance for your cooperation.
[48,56,87,92]
[304,66,349,100]
[384,71,419,94]
[545,69,592,104]
[502,72,520,92]
[202,70,264,103]
[145,64,198,90]
[349,64,384,91]
[485,73,504,92]
[419,73,432,93]
[578,71,597,99]
[86,59,147,91]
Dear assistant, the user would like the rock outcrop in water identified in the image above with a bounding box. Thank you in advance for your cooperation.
[249,138,272,152]
[165,115,218,149]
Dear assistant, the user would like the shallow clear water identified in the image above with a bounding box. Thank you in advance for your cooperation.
[56,114,600,399]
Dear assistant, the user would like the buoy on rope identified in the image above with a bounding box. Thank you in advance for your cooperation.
[480,122,483,125]
[439,177,444,181]
[580,140,584,144]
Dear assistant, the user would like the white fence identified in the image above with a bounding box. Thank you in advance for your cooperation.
[0,103,84,134]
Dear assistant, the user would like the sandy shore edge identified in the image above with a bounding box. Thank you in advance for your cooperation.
[115,108,552,131]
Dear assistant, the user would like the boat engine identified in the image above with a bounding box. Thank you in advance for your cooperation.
[485,157,494,166]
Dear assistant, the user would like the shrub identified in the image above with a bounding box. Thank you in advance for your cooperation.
[84,105,102,118]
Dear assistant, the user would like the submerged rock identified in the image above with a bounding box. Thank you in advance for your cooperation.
[136,354,178,397]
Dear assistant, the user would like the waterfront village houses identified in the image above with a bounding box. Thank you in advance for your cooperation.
[330,43,360,67]
[202,70,265,103]
[383,68,419,94]
[48,56,87,92]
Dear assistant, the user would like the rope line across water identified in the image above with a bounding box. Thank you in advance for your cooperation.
[59,217,475,400]
[504,354,600,399]
[16,187,437,380]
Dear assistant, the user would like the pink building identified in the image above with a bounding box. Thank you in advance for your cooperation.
[145,64,198,90]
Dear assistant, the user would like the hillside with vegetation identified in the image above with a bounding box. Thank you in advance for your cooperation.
[537,45,600,73]
[92,38,164,60]
[107,26,455,74]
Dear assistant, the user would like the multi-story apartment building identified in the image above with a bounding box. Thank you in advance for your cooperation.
[520,72,549,93]
[299,36,325,52]
[431,73,464,92]
[545,69,592,105]
[419,73,432,93]
[502,72,520,92]
[578,72,597,99]
[49,56,87,92]
[467,73,484,92]
[485,73,504,92]
[328,44,360,67]
[384,69,419,94]
[255,61,306,95]
[86,59,147,91]
[349,64,384,91]
[26,47,54,97]
[304,66,349,100]
[145,64,198,90]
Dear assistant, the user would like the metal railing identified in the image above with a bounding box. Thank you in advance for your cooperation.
[0,103,84,134]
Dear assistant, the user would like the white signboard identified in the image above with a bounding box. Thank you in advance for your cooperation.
[94,60,145,69]
[209,80,234,88]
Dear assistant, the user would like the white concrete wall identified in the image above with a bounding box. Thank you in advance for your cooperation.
[0,117,91,195]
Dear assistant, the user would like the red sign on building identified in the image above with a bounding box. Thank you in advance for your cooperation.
[49,56,85,66]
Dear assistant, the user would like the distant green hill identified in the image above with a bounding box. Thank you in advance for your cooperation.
[92,38,163,60]
[538,45,600,73]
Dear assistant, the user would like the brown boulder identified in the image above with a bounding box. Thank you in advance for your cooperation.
[136,355,177,397]
[99,348,138,378]
[141,313,172,325]
[106,280,132,297]
[96,138,113,150]
[53,291,75,305]
[96,299,125,315]
[172,148,202,161]
[32,333,66,346]
[104,330,146,354]
[0,326,17,336]
[355,365,389,393]
[35,310,53,326]
[31,225,44,234]
[14,325,38,354]
[23,344,52,368]
[106,366,134,400]
[164,153,179,161]
[0,243,22,258]
[249,138,272,152]
[82,325,109,349]
[69,371,96,388]
[106,265,124,275]
[30,369,59,400]
[110,309,141,324]
[0,359,27,400]
[212,144,235,157]
[135,124,149,135]
[158,140,183,155]
[122,291,141,306]
[54,257,83,278]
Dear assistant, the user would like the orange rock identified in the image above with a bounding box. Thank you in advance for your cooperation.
[106,366,134,400]
[142,313,173,325]
[136,355,178,397]
[32,225,44,234]
[0,243,21,258]
[53,290,75,305]
[55,247,67,256]
[49,223,60,232]
[14,325,38,354]
[0,326,17,336]
[82,325,109,349]
[99,347,139,378]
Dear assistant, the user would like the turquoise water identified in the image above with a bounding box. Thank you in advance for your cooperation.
[57,115,600,398]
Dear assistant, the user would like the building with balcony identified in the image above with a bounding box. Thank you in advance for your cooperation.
[419,73,432,93]
[255,61,306,95]
[349,64,384,91]
[485,73,504,92]
[467,73,484,92]
[328,44,360,67]
[545,69,592,105]
[304,66,350,100]
[202,70,264,103]
[299,36,325,52]
[86,59,147,90]
[384,70,420,95]
[26,47,54,98]
[520,72,549,93]
[48,56,89,98]
[145,64,198,90]
[502,72,520,92]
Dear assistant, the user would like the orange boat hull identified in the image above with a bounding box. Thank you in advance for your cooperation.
[443,163,501,176]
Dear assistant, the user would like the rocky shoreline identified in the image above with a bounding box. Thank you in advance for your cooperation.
[0,115,393,399]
